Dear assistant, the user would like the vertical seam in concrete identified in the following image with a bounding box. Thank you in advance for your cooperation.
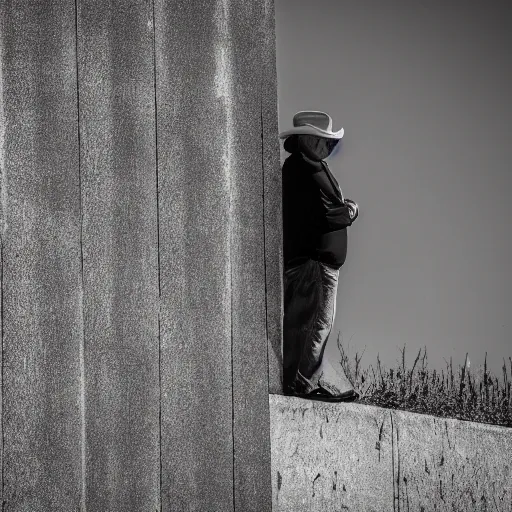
[260,3,270,396]
[0,247,3,512]
[229,78,235,512]
[0,7,5,506]
[229,131,235,511]
[230,221,235,512]
[0,244,3,512]
[150,0,162,509]
[0,7,6,243]
[260,6,273,507]
[226,0,236,506]
[74,1,87,509]
[390,411,396,512]
[220,1,235,509]
[73,1,87,510]
[396,416,400,512]
[0,246,3,512]
[214,1,235,507]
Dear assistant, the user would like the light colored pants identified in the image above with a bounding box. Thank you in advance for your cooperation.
[283,259,354,396]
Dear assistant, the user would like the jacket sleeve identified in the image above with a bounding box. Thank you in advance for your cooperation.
[324,203,354,230]
[309,169,345,205]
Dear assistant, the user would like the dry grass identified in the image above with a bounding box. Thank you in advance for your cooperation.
[337,332,512,428]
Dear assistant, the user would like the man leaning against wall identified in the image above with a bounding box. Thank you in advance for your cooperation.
[280,110,359,402]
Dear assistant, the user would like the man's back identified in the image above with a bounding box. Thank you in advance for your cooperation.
[282,152,324,267]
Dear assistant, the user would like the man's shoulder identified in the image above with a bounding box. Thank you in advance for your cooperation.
[283,152,323,173]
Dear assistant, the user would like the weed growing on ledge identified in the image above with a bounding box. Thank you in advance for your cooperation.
[337,332,512,428]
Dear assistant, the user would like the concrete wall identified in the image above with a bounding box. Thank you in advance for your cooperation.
[0,1,281,510]
[270,394,512,511]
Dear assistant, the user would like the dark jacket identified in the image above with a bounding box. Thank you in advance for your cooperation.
[282,151,354,268]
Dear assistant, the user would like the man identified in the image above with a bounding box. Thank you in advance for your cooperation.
[280,110,359,401]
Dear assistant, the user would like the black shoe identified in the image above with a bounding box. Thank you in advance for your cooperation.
[285,385,359,403]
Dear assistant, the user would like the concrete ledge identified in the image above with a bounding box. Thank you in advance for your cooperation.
[270,394,512,511]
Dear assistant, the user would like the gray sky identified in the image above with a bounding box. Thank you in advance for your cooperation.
[275,0,512,377]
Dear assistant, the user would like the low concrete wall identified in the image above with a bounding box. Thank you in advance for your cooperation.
[270,394,512,512]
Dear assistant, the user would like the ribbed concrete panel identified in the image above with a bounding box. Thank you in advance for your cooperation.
[156,1,273,510]
[76,1,160,510]
[0,1,83,510]
[1,0,278,508]
[229,3,272,511]
[261,0,283,395]
[155,1,235,511]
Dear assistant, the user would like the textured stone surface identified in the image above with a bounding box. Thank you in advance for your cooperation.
[392,408,512,511]
[0,1,83,510]
[77,1,161,510]
[155,2,233,509]
[270,395,394,512]
[229,3,273,512]
[1,0,276,509]
[262,0,284,395]
[270,394,512,511]
[156,1,273,511]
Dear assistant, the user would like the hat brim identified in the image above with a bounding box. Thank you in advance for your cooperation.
[279,124,344,140]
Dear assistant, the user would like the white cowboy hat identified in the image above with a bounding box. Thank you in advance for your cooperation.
[279,110,344,140]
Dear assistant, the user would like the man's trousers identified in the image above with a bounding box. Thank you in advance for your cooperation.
[283,258,355,397]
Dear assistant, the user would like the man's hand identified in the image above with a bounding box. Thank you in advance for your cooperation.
[344,198,359,222]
